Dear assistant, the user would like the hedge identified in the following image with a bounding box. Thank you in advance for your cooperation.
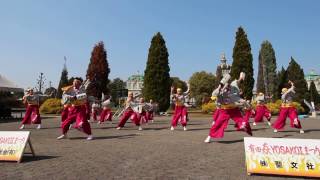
[202,99,305,115]
[40,98,63,114]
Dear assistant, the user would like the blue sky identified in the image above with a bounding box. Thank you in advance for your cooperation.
[0,0,319,89]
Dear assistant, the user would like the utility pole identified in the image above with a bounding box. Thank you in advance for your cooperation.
[37,72,46,93]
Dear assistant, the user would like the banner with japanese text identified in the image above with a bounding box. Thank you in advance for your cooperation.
[244,137,320,177]
[0,131,30,162]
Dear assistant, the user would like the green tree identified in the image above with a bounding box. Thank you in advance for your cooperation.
[309,81,320,106]
[257,51,265,94]
[86,41,110,99]
[108,78,126,107]
[276,67,288,99]
[257,41,277,99]
[230,27,255,99]
[143,32,171,112]
[189,71,216,106]
[56,63,68,98]
[170,77,187,92]
[286,57,309,103]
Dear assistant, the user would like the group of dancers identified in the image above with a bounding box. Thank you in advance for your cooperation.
[20,71,305,142]
[204,72,304,143]
[20,77,155,140]
[116,92,154,130]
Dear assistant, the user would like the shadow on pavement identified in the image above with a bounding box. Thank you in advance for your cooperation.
[0,119,22,123]
[251,127,269,131]
[92,126,115,130]
[148,121,169,125]
[143,127,170,131]
[186,128,210,131]
[68,134,137,140]
[217,139,243,144]
[22,155,59,163]
[39,127,60,130]
[280,130,304,133]
[225,127,268,133]
[251,173,316,179]
[225,129,239,132]
[186,123,204,126]
[304,129,320,133]
[272,134,293,138]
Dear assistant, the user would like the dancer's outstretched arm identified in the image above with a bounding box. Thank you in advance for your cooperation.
[183,82,190,96]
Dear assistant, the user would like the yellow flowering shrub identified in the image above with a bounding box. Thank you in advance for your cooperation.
[40,98,63,114]
[201,99,305,115]
[201,102,216,114]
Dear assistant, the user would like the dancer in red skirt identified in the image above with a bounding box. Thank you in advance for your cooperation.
[98,95,112,124]
[211,105,221,126]
[204,72,252,143]
[60,85,73,123]
[210,95,221,127]
[135,97,153,125]
[61,104,71,123]
[170,83,191,131]
[243,100,255,124]
[253,92,271,126]
[91,101,100,122]
[272,81,304,133]
[210,74,232,127]
[20,88,50,129]
[116,92,142,130]
[146,99,155,123]
[210,78,226,126]
[57,78,93,140]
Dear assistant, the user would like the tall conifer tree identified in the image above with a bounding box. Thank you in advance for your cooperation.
[143,32,171,112]
[286,57,308,103]
[276,67,288,99]
[57,62,69,98]
[230,27,255,99]
[86,41,110,99]
[309,81,320,105]
[256,53,265,94]
[257,41,277,99]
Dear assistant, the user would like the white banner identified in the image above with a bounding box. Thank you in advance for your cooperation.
[244,137,320,178]
[0,131,30,162]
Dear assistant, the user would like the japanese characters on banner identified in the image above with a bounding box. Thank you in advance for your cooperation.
[244,137,320,178]
[0,131,30,162]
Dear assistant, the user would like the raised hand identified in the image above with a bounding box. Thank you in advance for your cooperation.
[171,86,175,92]
[239,72,246,81]
[288,80,294,86]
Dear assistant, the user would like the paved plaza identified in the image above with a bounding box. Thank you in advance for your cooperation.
[0,115,319,180]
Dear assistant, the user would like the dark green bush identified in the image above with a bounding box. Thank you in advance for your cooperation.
[0,91,21,118]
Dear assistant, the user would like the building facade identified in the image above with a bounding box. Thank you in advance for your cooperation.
[126,74,144,97]
[305,70,320,93]
[219,53,231,76]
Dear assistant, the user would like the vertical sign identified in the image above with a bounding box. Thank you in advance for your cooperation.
[0,131,34,162]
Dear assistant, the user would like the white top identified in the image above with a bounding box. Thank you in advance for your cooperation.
[255,95,265,104]
[62,87,87,105]
[282,86,295,103]
[171,86,190,106]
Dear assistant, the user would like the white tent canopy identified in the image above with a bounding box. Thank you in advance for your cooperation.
[0,74,23,93]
